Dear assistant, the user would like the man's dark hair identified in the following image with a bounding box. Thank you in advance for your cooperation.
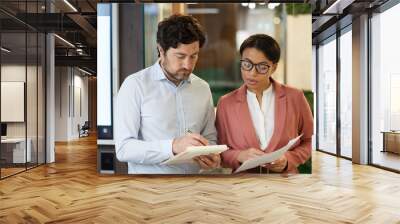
[239,34,281,64]
[157,14,206,55]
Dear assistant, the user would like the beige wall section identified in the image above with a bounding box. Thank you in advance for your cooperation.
[55,67,69,141]
[54,67,89,141]
[26,63,38,164]
[172,3,186,14]
[286,14,312,91]
[37,65,45,164]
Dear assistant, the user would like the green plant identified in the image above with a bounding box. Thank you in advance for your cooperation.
[275,3,311,17]
[286,3,311,15]
[303,90,314,116]
[297,90,313,174]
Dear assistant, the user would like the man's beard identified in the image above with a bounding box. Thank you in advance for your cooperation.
[162,61,191,84]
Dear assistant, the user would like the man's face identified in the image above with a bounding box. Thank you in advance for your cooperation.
[159,41,200,85]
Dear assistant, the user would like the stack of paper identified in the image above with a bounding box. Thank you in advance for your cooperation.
[161,145,228,165]
[234,135,302,173]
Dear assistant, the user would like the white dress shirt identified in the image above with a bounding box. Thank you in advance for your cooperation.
[115,61,217,174]
[246,85,275,150]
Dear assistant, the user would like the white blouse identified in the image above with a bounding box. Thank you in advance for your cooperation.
[246,85,275,150]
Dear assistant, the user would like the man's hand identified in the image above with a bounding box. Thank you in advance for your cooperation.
[172,133,208,155]
[194,154,221,169]
[237,148,265,163]
[263,155,288,172]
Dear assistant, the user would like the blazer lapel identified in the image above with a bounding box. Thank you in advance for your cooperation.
[234,85,260,149]
[265,79,287,152]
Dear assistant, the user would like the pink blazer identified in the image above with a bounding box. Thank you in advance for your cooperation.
[215,78,314,173]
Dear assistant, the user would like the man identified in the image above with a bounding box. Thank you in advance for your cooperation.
[115,14,221,174]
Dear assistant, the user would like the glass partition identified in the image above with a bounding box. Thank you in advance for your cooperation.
[339,28,352,158]
[27,31,38,169]
[38,31,45,165]
[1,30,28,177]
[317,36,337,155]
[0,1,46,179]
[371,4,400,171]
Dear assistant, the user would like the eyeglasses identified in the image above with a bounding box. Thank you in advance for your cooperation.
[240,59,271,74]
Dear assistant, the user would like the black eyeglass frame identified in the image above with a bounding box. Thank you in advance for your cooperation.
[239,59,271,74]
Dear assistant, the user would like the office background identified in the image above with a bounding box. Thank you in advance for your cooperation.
[96,3,313,174]
[0,1,399,177]
[0,1,97,179]
[1,1,400,223]
[313,2,400,172]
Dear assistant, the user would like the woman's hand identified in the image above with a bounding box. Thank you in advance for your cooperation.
[237,148,265,163]
[263,155,288,172]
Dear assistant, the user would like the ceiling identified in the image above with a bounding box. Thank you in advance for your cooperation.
[311,0,390,43]
[0,0,99,74]
[0,0,394,75]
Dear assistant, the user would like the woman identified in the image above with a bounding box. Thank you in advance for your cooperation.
[216,34,313,174]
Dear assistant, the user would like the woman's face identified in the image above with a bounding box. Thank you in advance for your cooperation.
[240,47,277,93]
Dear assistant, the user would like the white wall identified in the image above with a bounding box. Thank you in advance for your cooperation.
[55,67,89,141]
[286,14,312,91]
[72,72,89,138]
[55,67,68,141]
[1,65,38,138]
[312,45,316,151]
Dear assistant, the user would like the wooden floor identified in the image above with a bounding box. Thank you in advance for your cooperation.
[0,167,26,178]
[1,135,400,223]
[372,150,400,171]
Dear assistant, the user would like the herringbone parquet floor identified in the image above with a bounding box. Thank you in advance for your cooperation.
[1,135,400,223]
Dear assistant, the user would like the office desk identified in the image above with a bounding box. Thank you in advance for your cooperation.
[1,138,32,163]
[381,131,400,154]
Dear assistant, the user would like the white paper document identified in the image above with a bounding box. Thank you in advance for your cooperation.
[161,145,228,165]
[234,135,303,173]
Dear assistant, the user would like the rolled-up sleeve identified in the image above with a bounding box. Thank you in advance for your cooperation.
[114,77,173,165]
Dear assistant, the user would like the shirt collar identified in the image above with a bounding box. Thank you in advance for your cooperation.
[246,84,274,97]
[152,60,192,84]
[152,60,167,81]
